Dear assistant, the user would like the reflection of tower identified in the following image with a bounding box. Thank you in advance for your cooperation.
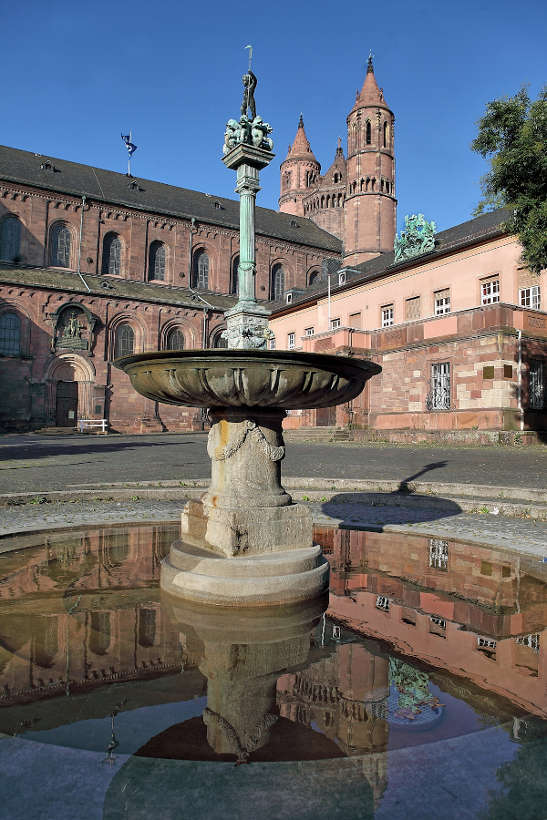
[343,55,396,266]
[278,116,321,217]
[277,637,389,807]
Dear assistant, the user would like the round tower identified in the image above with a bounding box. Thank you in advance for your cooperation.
[343,55,396,266]
[278,115,321,217]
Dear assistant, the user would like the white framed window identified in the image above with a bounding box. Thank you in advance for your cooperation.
[287,332,295,350]
[304,326,314,336]
[477,636,497,650]
[429,362,451,410]
[430,616,447,629]
[429,538,449,570]
[330,318,341,330]
[529,360,545,409]
[338,271,346,285]
[516,634,540,653]
[434,289,451,315]
[481,278,500,305]
[376,595,390,612]
[286,293,293,304]
[519,285,541,310]
[381,305,394,327]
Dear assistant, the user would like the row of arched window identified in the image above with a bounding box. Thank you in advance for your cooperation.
[348,119,391,154]
[348,176,393,195]
[304,192,346,214]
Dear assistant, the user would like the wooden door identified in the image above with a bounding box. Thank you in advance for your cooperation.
[55,381,78,426]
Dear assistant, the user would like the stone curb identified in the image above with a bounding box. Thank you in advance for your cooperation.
[1,480,546,519]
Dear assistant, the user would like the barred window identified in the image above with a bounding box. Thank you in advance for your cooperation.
[381,305,394,327]
[114,323,134,358]
[0,312,20,355]
[271,264,285,300]
[102,233,121,276]
[49,223,71,268]
[529,360,545,409]
[191,249,209,289]
[149,241,166,281]
[434,289,451,315]
[0,215,21,261]
[429,362,451,410]
[166,327,185,350]
[429,538,448,570]
[288,332,295,349]
[519,285,541,310]
[481,278,500,305]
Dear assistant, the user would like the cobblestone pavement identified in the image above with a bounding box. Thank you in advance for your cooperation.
[1,497,546,558]
[0,432,546,493]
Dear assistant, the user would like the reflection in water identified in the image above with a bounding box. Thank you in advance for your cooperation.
[0,523,545,816]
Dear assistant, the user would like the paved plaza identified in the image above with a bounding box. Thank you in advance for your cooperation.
[0,432,546,494]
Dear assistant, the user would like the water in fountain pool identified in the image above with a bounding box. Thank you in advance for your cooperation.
[0,523,545,819]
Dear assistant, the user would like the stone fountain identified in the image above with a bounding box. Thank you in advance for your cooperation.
[115,62,380,607]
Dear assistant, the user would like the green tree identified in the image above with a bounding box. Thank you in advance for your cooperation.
[472,86,547,274]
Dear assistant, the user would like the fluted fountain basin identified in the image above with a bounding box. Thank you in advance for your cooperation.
[113,349,381,409]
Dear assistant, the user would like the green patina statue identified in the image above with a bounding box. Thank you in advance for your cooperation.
[394,213,436,262]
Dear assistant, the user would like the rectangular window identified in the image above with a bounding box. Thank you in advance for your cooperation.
[405,296,421,320]
[529,360,545,409]
[269,336,276,350]
[434,289,451,315]
[429,538,449,570]
[287,332,295,350]
[515,634,540,652]
[304,326,315,336]
[349,312,362,329]
[381,305,394,327]
[519,285,541,310]
[376,595,390,612]
[429,362,451,410]
[330,318,341,330]
[481,278,500,305]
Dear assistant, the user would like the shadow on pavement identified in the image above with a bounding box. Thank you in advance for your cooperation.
[0,439,197,461]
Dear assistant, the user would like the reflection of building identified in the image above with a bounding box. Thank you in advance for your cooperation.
[277,640,389,807]
[320,526,546,717]
[0,525,186,707]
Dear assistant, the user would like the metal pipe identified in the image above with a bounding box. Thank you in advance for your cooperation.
[188,287,214,349]
[77,195,90,291]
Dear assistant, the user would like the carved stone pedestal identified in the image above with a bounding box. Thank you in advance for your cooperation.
[161,407,329,606]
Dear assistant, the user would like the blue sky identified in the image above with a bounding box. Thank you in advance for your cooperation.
[2,0,545,234]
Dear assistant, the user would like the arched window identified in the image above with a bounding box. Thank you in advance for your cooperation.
[0,312,20,355]
[0,216,21,261]
[49,223,71,268]
[192,250,209,289]
[231,255,239,295]
[114,323,134,358]
[271,264,285,301]
[149,240,166,281]
[90,611,111,656]
[166,327,185,350]
[102,232,121,276]
[308,270,319,287]
[366,121,372,145]
[33,616,58,668]
[384,121,389,148]
[138,608,157,648]
[212,328,228,348]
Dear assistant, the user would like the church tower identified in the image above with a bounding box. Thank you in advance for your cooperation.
[278,116,321,217]
[343,56,396,266]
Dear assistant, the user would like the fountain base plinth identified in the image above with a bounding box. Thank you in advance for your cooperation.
[161,538,329,607]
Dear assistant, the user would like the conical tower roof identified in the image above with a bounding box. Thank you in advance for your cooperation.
[285,115,319,162]
[351,54,390,111]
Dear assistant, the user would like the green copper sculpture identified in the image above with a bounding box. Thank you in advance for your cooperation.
[394,213,436,262]
[222,50,275,349]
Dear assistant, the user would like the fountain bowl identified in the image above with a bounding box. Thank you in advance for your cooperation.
[113,349,381,410]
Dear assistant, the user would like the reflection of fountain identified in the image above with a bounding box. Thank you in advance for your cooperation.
[114,62,381,607]
[163,595,328,763]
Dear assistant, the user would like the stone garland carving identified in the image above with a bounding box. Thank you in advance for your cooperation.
[203,707,278,765]
[207,419,285,462]
[393,213,436,262]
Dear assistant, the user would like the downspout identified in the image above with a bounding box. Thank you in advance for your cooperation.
[327,271,331,330]
[77,195,90,292]
[517,329,524,431]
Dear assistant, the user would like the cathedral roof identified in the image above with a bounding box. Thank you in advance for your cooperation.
[351,55,390,112]
[284,115,320,164]
[0,144,340,253]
